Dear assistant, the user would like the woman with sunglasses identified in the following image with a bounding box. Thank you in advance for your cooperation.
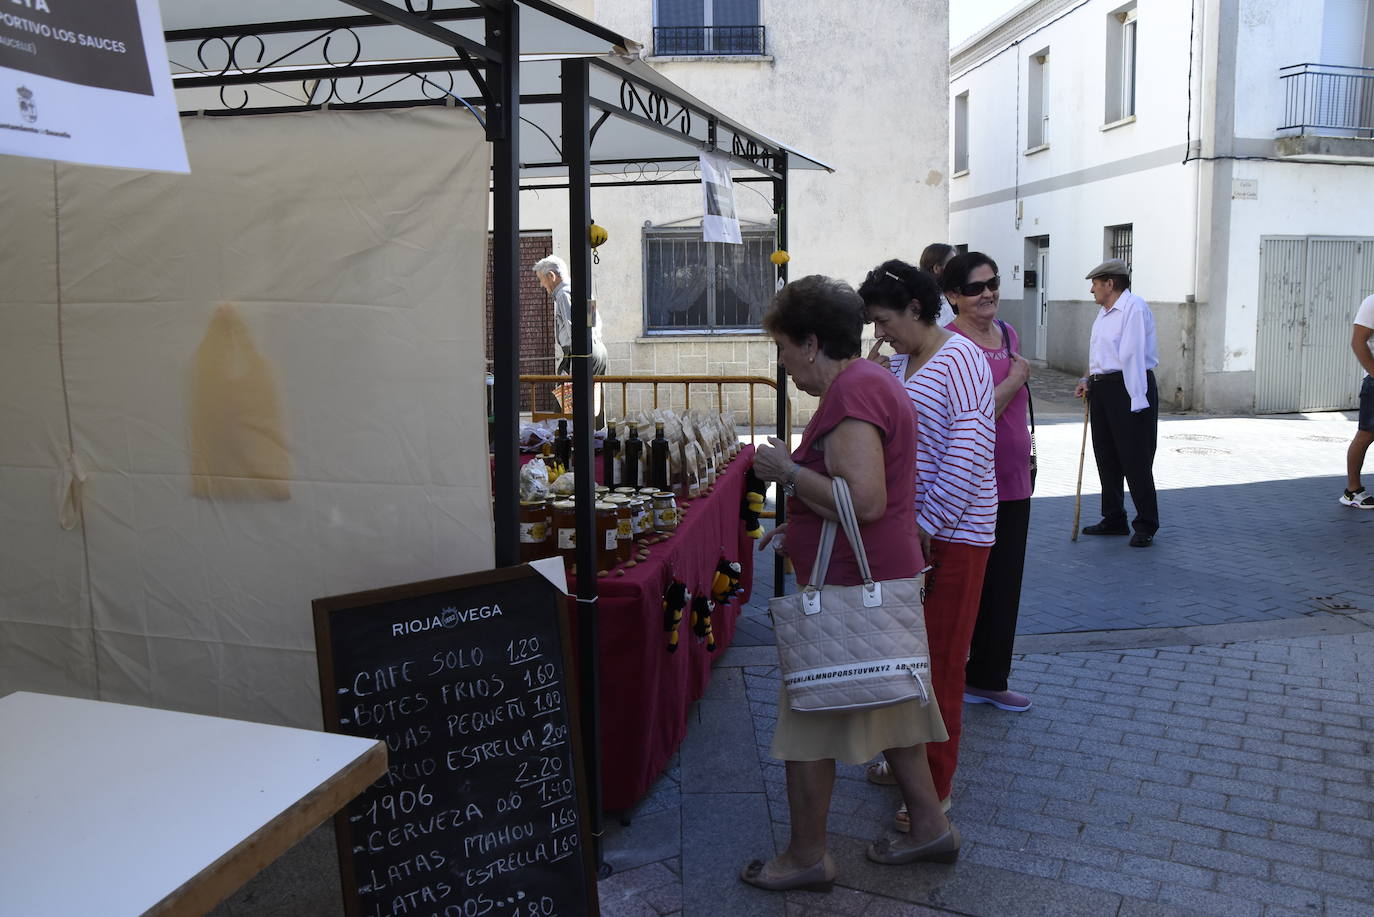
[943,252,1034,717]
[859,260,996,828]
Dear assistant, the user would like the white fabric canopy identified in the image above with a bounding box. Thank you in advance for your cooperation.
[0,107,492,728]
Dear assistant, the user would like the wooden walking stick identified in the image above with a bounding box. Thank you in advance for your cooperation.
[1071,392,1090,541]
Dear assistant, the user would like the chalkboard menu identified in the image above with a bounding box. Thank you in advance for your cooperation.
[314,566,598,917]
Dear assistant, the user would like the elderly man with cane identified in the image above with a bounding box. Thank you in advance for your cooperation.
[1072,259,1160,547]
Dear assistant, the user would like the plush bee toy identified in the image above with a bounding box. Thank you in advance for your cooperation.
[711,557,744,605]
[741,466,766,539]
[690,594,716,652]
[663,580,689,652]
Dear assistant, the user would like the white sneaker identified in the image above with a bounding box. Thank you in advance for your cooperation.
[1339,489,1374,508]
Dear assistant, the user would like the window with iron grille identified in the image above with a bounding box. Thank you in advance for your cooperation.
[654,0,764,56]
[643,224,775,333]
[1107,223,1134,270]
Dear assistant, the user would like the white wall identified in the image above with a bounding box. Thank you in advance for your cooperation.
[528,0,949,424]
[950,0,1200,394]
[1231,0,1325,139]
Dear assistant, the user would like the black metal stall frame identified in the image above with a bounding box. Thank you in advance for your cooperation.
[164,0,829,869]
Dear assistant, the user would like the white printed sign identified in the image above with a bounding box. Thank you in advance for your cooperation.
[0,0,188,172]
[700,150,741,244]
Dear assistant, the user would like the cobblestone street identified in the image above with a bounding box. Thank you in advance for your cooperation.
[599,368,1374,917]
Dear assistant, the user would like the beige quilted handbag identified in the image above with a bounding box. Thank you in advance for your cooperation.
[771,476,933,712]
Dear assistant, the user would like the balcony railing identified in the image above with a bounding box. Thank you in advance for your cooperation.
[652,25,765,57]
[1279,63,1374,136]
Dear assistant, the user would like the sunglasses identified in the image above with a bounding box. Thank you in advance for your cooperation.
[955,276,1001,297]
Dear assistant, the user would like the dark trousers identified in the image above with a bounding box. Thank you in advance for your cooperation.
[1089,371,1159,534]
[965,498,1031,692]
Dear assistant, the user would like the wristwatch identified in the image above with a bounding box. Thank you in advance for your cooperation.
[782,463,801,498]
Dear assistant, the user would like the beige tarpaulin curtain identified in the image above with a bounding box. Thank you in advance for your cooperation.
[0,108,494,728]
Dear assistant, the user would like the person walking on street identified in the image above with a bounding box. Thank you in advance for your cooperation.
[1340,292,1374,508]
[1072,259,1160,547]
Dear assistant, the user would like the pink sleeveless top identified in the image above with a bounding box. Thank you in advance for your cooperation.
[786,359,923,586]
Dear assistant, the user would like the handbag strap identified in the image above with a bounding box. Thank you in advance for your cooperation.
[831,477,874,584]
[803,476,873,588]
[805,510,838,589]
[997,318,1037,444]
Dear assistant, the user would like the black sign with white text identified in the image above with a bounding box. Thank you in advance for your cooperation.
[0,0,152,95]
[314,567,597,917]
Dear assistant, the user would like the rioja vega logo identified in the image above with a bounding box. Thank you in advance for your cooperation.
[17,86,36,124]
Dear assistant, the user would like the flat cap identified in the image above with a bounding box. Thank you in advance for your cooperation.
[1085,258,1129,279]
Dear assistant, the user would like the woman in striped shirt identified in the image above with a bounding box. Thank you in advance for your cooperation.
[858,260,997,829]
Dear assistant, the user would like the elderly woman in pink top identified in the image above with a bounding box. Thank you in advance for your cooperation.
[943,252,1035,714]
[743,274,959,892]
[859,260,997,830]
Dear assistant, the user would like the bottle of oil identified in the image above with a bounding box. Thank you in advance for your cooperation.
[553,419,572,470]
[602,422,620,487]
[650,421,670,490]
[623,425,642,488]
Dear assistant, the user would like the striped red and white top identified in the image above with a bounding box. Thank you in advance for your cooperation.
[888,335,998,546]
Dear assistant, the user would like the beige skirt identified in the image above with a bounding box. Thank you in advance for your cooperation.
[770,684,948,764]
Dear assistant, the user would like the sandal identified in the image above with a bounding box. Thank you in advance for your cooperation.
[866,760,897,785]
[739,853,836,892]
[893,797,952,833]
[866,824,961,866]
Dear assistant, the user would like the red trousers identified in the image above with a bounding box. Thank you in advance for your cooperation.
[923,538,990,801]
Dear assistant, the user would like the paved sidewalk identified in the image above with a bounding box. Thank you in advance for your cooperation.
[598,391,1374,917]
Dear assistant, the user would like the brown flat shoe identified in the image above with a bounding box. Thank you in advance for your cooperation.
[739,853,836,892]
[866,824,961,866]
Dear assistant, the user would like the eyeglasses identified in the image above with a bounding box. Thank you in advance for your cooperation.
[956,276,1001,297]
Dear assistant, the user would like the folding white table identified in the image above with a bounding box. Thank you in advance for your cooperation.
[0,691,385,917]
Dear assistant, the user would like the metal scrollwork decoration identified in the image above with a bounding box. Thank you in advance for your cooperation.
[618,79,692,136]
[402,0,436,12]
[731,134,769,168]
[194,26,364,109]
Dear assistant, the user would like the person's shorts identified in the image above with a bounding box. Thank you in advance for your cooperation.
[1361,375,1374,432]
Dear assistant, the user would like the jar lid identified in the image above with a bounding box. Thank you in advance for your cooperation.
[654,491,675,498]
[519,499,546,506]
[552,499,576,508]
[594,501,616,510]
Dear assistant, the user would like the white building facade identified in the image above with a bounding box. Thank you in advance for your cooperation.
[950,0,1374,413]
[527,0,948,423]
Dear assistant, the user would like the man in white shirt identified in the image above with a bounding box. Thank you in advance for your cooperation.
[1340,293,1374,508]
[1072,259,1160,546]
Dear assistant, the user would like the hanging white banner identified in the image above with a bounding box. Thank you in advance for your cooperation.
[700,150,741,244]
[0,0,188,172]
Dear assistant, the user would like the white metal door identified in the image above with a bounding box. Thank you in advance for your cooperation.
[1303,239,1367,410]
[1035,247,1049,361]
[1256,236,1370,413]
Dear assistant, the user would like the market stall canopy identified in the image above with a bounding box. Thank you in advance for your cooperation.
[162,0,833,181]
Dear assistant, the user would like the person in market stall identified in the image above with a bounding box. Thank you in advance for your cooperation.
[859,260,997,831]
[534,255,608,425]
[744,274,959,892]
